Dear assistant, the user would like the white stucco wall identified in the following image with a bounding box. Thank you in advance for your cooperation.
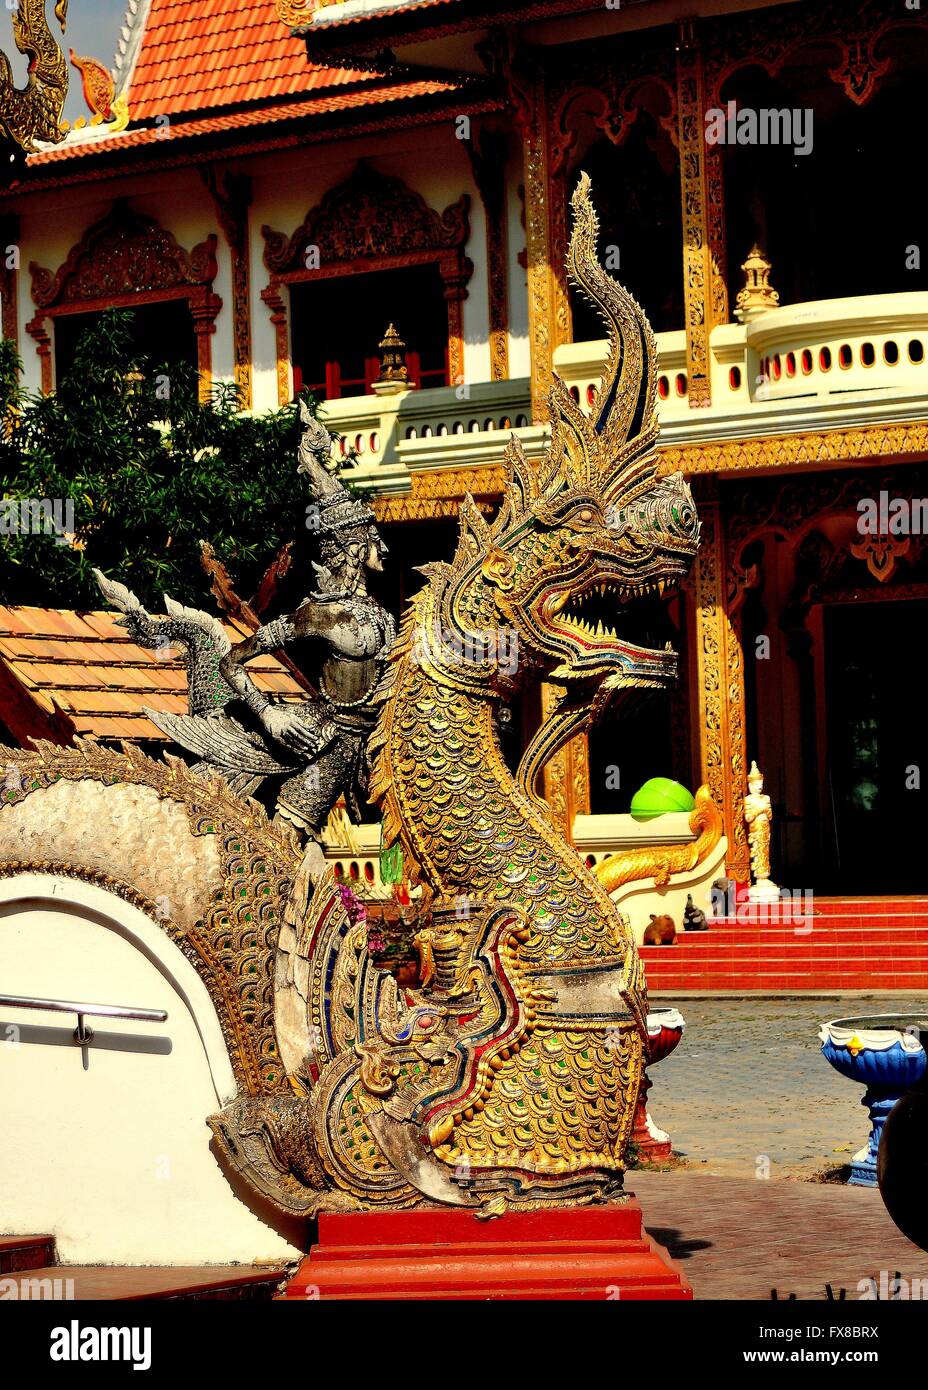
[0,874,299,1266]
[9,122,523,413]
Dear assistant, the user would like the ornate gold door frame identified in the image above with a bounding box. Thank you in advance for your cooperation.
[202,166,253,411]
[688,481,750,880]
[675,22,715,410]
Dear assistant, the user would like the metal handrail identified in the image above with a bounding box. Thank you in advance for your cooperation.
[0,993,167,1044]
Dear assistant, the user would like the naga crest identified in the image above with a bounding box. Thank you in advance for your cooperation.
[0,0,70,152]
[417,173,699,706]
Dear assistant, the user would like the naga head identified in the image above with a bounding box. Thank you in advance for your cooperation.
[425,174,699,701]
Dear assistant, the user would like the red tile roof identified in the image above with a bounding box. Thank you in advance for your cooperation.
[126,0,373,119]
[0,606,305,744]
[21,0,475,170]
[27,78,463,166]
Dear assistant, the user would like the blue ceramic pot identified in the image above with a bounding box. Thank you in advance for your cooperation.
[819,1015,927,1186]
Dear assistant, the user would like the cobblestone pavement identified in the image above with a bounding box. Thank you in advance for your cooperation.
[644,996,927,1180]
[630,1170,928,1299]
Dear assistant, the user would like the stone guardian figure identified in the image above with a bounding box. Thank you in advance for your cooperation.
[744,760,780,903]
[95,403,395,843]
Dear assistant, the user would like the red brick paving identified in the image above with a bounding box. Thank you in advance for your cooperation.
[631,1170,928,1300]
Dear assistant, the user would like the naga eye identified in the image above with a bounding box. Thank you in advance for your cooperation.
[578,508,594,523]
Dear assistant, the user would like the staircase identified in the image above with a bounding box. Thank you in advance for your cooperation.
[641,897,928,993]
[0,1234,286,1300]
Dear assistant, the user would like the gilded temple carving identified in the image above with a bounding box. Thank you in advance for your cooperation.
[704,0,924,109]
[30,200,218,308]
[262,162,470,272]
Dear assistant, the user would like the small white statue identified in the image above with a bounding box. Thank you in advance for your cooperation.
[744,760,780,903]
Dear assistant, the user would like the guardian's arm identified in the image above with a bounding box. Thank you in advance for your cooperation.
[219,618,322,757]
[219,618,296,717]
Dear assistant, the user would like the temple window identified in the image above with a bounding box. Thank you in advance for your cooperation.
[721,39,928,307]
[52,299,198,383]
[262,164,472,407]
[27,202,221,400]
[289,263,449,400]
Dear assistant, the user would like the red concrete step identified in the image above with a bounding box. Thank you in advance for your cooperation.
[808,897,928,914]
[646,972,928,992]
[284,1201,691,1300]
[700,934,928,942]
[645,947,928,963]
[650,939,928,950]
[644,959,928,974]
[1,1264,286,1300]
[708,914,928,930]
[668,932,928,948]
[649,896,928,988]
[0,1234,56,1275]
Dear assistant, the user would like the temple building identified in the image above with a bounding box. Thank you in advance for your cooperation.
[2,0,927,898]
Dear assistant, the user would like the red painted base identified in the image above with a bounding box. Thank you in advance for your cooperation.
[282,1200,691,1300]
[631,1111,674,1164]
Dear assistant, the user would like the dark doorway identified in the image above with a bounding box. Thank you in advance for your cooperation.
[822,600,928,894]
[290,264,449,400]
[722,57,928,308]
[588,692,677,815]
[53,299,198,383]
[566,117,684,338]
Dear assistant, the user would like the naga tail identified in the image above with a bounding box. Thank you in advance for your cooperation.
[94,569,232,716]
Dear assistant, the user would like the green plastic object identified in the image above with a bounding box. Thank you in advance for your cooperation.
[629,777,695,822]
[379,839,404,885]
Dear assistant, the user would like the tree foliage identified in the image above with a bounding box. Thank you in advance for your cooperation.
[0,309,322,608]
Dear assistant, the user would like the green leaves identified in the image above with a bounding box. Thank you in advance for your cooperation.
[0,308,315,608]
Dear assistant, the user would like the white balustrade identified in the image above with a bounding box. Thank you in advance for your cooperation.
[745,293,928,403]
[317,294,928,498]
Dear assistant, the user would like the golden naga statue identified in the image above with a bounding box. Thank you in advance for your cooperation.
[0,179,700,1217]
[0,0,69,152]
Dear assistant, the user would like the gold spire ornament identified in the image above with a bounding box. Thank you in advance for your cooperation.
[735,244,780,322]
[371,323,411,396]
[0,0,70,152]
